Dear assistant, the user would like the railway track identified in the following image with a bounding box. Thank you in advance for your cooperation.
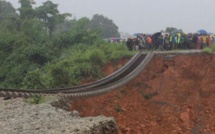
[0,50,205,99]
[0,52,154,98]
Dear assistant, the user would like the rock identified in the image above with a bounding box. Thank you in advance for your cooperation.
[125,127,131,131]
[70,110,80,117]
[0,98,117,134]
[121,107,126,111]
[139,124,146,129]
[180,112,190,123]
[180,111,190,128]
[151,122,157,127]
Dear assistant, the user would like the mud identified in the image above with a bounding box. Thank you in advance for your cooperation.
[70,53,215,134]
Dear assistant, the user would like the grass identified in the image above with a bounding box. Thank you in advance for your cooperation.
[115,94,121,99]
[109,99,113,104]
[139,90,158,99]
[25,95,45,104]
[134,82,143,87]
[203,43,215,53]
[24,95,57,104]
[115,104,122,112]
[120,88,127,95]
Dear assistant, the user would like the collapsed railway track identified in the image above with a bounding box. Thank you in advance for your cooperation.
[0,50,203,99]
[0,51,154,98]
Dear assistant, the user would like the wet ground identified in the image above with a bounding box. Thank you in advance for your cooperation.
[70,53,215,134]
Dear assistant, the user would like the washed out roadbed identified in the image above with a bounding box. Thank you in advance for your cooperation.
[70,53,215,134]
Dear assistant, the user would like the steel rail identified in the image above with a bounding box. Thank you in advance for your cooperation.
[0,52,142,92]
[0,50,205,98]
[0,52,151,98]
[60,53,148,93]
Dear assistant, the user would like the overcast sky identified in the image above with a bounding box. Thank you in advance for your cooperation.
[9,0,215,34]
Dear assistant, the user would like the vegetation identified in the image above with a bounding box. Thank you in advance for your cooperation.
[115,104,122,112]
[163,27,183,34]
[25,95,45,104]
[139,90,158,99]
[0,0,133,89]
[203,43,215,53]
[115,94,121,99]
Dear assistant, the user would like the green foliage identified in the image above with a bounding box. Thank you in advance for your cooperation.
[139,90,158,99]
[109,99,113,104]
[120,88,127,95]
[85,48,106,66]
[88,14,120,38]
[25,95,45,104]
[22,69,45,89]
[26,42,134,89]
[0,0,17,27]
[34,1,71,37]
[115,104,122,112]
[140,90,151,99]
[97,42,135,62]
[165,27,183,34]
[203,43,215,53]
[51,67,70,87]
[18,0,35,19]
[203,47,212,53]
[115,94,121,99]
[0,0,132,89]
[20,18,48,43]
[41,44,107,87]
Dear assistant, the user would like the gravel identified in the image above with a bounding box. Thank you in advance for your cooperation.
[0,98,117,134]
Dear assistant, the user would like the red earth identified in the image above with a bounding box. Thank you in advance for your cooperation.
[69,53,215,134]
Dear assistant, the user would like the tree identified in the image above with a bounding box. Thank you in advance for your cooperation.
[35,1,71,37]
[0,0,18,31]
[87,14,120,38]
[71,17,99,44]
[18,0,35,19]
[165,27,183,34]
[0,0,17,20]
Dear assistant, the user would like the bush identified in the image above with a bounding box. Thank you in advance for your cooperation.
[51,67,70,87]
[0,34,134,89]
[115,104,122,112]
[203,43,215,53]
[25,95,45,104]
[22,69,46,89]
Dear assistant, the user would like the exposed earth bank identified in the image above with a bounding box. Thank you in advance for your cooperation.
[70,53,215,134]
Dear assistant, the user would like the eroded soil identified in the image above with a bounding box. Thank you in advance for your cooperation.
[70,54,215,134]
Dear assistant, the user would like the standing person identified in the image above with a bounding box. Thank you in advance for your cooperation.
[201,34,207,49]
[139,38,144,50]
[206,35,212,47]
[180,35,185,49]
[158,35,164,51]
[169,34,173,50]
[188,34,193,49]
[147,35,152,50]
[184,34,189,49]
[177,33,181,49]
[152,35,159,50]
[134,38,140,51]
[126,38,133,51]
[164,34,170,51]
[192,34,198,49]
[196,35,202,49]
[172,35,176,49]
[132,38,136,51]
[174,35,178,49]
[142,35,146,50]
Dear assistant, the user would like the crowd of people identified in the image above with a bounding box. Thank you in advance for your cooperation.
[126,33,215,51]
